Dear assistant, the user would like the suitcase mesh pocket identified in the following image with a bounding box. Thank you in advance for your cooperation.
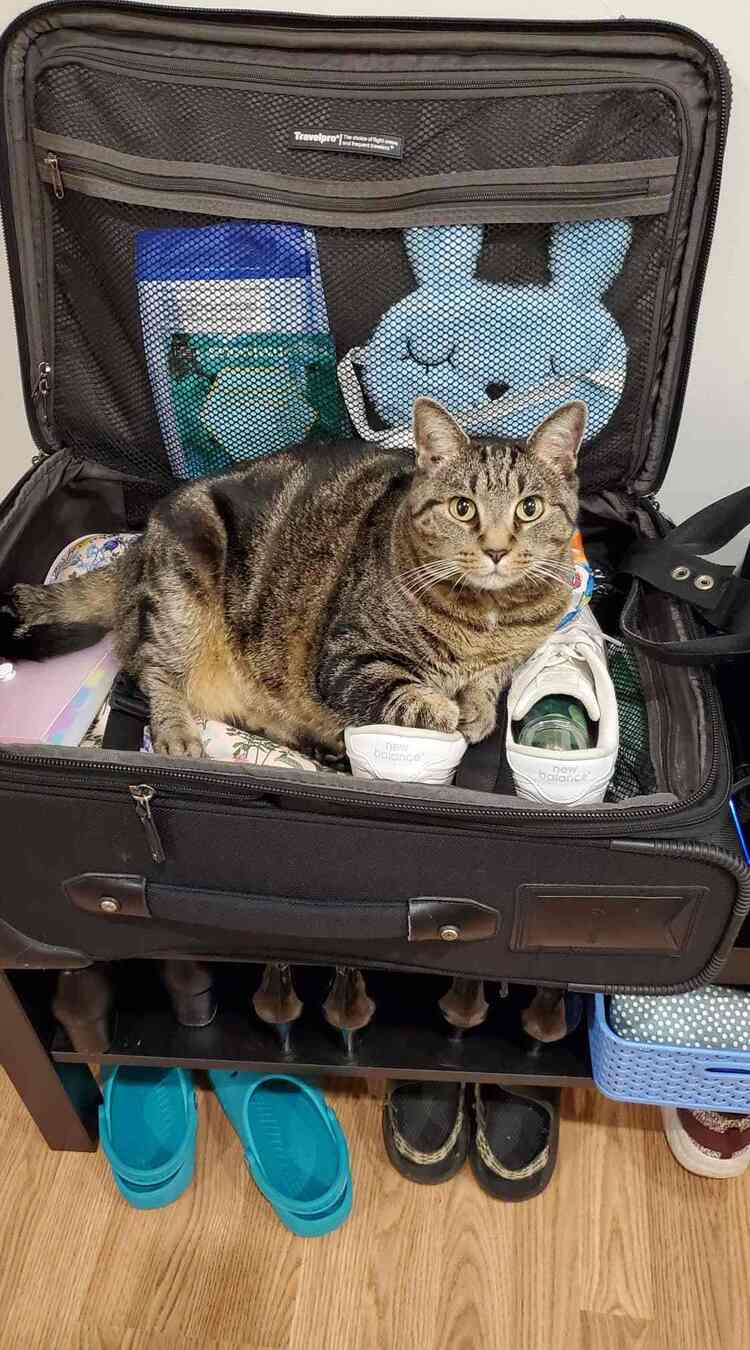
[47,194,670,486]
[35,62,681,180]
[606,643,658,802]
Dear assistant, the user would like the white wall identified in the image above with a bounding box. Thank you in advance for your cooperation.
[0,0,746,553]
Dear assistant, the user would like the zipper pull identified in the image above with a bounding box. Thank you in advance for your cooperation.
[32,360,51,404]
[129,784,166,864]
[32,360,51,425]
[43,152,65,199]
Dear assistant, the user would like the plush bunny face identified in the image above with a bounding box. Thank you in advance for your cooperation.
[361,219,631,443]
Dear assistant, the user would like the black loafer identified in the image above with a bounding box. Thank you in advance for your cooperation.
[470,1083,560,1201]
[383,1080,470,1185]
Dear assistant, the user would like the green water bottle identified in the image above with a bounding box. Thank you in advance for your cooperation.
[517,695,592,752]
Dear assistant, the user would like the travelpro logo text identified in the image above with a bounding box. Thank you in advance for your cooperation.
[294,131,343,147]
[290,129,404,159]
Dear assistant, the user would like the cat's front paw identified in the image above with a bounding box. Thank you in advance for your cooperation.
[458,712,497,744]
[152,722,205,759]
[458,689,498,744]
[387,687,461,735]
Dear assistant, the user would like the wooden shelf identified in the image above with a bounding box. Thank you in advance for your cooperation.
[50,963,592,1087]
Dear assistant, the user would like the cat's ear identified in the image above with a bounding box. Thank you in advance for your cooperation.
[527,401,586,478]
[412,398,469,474]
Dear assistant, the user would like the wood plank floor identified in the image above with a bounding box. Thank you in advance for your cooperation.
[0,1072,747,1350]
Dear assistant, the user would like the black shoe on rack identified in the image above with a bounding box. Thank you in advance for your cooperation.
[382,1080,469,1184]
[52,965,115,1055]
[470,1083,560,1201]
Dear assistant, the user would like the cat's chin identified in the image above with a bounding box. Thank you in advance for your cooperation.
[463,571,515,593]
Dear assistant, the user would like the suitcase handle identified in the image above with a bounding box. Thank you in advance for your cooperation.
[63,874,498,945]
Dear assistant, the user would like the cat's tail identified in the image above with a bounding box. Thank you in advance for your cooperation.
[0,563,121,661]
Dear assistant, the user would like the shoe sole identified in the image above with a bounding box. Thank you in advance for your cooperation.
[661,1106,750,1179]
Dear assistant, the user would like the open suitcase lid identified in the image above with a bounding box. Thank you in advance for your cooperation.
[0,3,731,497]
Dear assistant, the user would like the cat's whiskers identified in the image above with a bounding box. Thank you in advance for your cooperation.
[410,570,463,598]
[535,557,577,580]
[393,563,450,592]
[398,561,446,580]
[386,560,452,602]
[527,563,573,582]
[403,559,464,599]
[525,561,577,591]
[451,569,473,594]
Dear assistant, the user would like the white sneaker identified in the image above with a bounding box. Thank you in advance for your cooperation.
[506,606,619,806]
[345,724,467,785]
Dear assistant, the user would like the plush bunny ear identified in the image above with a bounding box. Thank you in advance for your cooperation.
[405,225,484,286]
[549,219,632,299]
[413,398,469,473]
[527,402,587,478]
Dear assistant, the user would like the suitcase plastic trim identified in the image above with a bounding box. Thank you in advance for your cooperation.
[589,993,750,1113]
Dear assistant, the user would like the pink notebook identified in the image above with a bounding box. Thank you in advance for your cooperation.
[0,639,119,746]
[0,531,139,747]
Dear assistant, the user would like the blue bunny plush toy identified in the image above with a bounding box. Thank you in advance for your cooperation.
[346,219,631,444]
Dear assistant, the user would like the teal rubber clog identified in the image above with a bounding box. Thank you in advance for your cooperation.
[274,1176,353,1238]
[99,1066,197,1209]
[208,1070,352,1236]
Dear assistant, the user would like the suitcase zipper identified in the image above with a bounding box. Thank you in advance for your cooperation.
[36,148,666,221]
[0,674,728,839]
[128,783,166,863]
[38,45,656,96]
[43,153,64,200]
[31,359,51,420]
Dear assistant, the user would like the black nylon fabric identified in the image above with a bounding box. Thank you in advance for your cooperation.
[0,778,736,987]
[34,65,680,181]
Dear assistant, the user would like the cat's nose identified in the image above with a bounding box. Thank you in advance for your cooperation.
[485,549,508,565]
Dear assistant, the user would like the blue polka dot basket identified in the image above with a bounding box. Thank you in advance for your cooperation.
[589,993,750,1113]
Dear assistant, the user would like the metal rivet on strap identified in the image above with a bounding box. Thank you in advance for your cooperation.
[695,574,715,591]
[99,896,121,914]
[671,565,691,582]
[439,924,460,942]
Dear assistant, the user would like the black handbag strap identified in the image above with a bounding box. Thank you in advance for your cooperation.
[620,485,750,664]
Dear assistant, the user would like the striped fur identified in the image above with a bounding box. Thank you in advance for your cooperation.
[3,399,584,758]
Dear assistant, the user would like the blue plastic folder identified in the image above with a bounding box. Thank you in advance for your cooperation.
[136,220,344,477]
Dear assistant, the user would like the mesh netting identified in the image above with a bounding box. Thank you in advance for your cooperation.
[606,644,657,802]
[48,189,668,485]
[35,63,680,181]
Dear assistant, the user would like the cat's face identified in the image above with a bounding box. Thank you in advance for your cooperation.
[405,398,584,594]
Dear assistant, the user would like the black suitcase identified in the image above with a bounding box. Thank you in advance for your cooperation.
[0,2,746,1002]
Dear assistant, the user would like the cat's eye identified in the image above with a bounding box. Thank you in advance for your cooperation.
[515,495,545,523]
[448,496,477,522]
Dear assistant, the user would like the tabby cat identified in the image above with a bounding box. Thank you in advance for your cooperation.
[1,398,585,761]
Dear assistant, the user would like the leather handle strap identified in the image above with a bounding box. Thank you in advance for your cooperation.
[620,485,750,663]
[63,873,498,944]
